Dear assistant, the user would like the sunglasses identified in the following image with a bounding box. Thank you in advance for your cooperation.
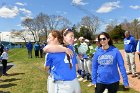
[99,37,107,41]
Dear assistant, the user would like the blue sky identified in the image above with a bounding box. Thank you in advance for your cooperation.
[0,0,140,32]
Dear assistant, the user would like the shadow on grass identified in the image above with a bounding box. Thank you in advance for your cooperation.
[0,64,14,72]
[0,64,15,76]
[118,85,130,92]
[0,91,10,93]
[3,78,21,82]
[8,61,14,63]
[0,83,17,88]
[8,73,25,76]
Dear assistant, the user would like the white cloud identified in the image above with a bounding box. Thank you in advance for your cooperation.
[19,8,32,17]
[0,6,19,18]
[96,1,120,13]
[130,5,140,9]
[16,2,26,6]
[72,0,88,5]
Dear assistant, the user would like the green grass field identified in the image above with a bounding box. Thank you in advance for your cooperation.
[0,47,139,93]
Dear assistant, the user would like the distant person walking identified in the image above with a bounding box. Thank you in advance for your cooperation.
[1,48,8,76]
[124,31,137,77]
[26,41,33,58]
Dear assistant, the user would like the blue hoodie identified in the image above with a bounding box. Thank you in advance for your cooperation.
[124,35,136,53]
[26,42,33,51]
[92,46,129,86]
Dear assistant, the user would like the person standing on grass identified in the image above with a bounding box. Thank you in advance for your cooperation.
[124,31,137,77]
[33,42,40,58]
[39,42,45,58]
[77,37,88,81]
[44,30,63,93]
[44,29,81,93]
[26,41,33,58]
[1,48,8,76]
[92,32,129,93]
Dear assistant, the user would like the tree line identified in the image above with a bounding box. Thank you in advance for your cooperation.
[10,12,140,43]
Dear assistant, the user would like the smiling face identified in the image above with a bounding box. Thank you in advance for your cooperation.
[99,35,110,47]
[63,31,74,45]
[62,28,74,45]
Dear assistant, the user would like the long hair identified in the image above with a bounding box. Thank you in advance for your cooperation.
[61,28,74,69]
[98,32,114,46]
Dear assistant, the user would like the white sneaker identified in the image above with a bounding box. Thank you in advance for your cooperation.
[87,83,93,87]
[103,89,108,93]
[83,79,88,82]
[77,74,80,78]
[78,77,84,81]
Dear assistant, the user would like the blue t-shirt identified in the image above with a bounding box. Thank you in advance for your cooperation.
[92,46,129,86]
[44,45,77,81]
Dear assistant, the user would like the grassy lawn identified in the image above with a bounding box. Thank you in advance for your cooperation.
[114,42,124,50]
[0,47,139,93]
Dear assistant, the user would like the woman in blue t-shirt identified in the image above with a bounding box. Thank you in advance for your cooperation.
[44,29,81,93]
[92,32,129,93]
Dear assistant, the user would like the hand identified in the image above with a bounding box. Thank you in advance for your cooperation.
[78,54,83,59]
[137,52,140,55]
[66,48,73,58]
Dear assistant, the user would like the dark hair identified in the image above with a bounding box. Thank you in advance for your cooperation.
[50,30,63,44]
[61,28,73,37]
[98,32,113,46]
[50,30,72,69]
[61,28,73,69]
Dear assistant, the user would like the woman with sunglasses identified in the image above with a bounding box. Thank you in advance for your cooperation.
[44,29,81,93]
[92,32,129,93]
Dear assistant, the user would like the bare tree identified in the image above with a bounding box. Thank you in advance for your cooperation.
[21,18,39,42]
[21,13,71,41]
[80,16,100,35]
[131,19,140,39]
[47,15,71,30]
[11,30,27,43]
[105,19,118,32]
[35,13,49,39]
[121,19,140,39]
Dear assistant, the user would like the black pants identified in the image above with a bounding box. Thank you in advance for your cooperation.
[2,59,7,75]
[40,49,43,58]
[35,50,39,57]
[95,81,119,93]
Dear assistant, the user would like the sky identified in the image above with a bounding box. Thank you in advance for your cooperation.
[0,0,140,32]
